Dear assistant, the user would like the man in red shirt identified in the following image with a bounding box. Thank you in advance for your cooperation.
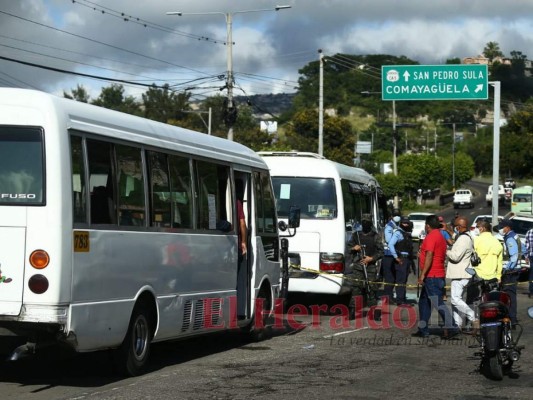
[412,215,459,339]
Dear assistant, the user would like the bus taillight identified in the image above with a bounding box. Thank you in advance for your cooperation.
[30,250,50,269]
[319,253,344,273]
[28,274,49,294]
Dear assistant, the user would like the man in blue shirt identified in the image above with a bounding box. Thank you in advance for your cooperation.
[382,210,404,303]
[497,219,521,326]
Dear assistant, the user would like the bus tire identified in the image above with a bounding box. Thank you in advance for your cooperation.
[244,286,272,343]
[114,302,153,376]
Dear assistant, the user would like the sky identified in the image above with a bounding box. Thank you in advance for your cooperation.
[1,0,533,102]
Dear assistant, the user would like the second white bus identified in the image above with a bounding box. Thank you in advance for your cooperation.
[258,152,385,297]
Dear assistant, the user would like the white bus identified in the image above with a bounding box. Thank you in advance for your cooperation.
[258,152,385,297]
[0,88,286,376]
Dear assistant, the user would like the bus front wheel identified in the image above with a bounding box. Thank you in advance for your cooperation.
[114,302,153,376]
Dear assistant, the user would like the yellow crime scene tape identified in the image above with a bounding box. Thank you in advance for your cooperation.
[289,263,532,290]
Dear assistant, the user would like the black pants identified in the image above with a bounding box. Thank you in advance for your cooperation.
[382,256,395,299]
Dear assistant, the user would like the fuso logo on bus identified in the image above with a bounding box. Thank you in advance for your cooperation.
[0,193,37,199]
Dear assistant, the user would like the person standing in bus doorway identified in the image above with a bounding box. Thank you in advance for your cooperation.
[382,209,401,298]
[346,214,383,319]
[236,179,248,319]
[412,215,459,339]
[497,219,521,326]
[526,225,533,298]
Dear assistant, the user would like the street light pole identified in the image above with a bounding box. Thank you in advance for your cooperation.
[452,122,456,191]
[318,49,324,156]
[392,100,399,209]
[167,5,291,141]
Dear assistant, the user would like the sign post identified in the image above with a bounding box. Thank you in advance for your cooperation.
[382,64,488,101]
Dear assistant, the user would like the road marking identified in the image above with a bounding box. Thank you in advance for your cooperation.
[323,327,368,339]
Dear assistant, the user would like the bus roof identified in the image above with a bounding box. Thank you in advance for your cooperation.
[512,186,533,192]
[258,151,380,187]
[0,88,267,170]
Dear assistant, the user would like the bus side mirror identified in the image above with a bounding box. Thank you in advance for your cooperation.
[288,206,300,228]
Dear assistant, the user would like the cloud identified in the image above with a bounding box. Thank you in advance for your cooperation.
[0,0,532,100]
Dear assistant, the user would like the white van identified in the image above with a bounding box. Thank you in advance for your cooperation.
[486,184,505,206]
[258,152,385,297]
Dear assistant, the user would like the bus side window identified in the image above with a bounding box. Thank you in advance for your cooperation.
[116,144,145,227]
[195,161,230,230]
[169,155,193,229]
[147,151,172,228]
[87,139,115,225]
[71,135,87,223]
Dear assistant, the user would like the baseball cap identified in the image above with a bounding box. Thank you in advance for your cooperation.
[498,219,512,229]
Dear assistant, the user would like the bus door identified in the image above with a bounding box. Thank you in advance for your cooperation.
[235,172,251,319]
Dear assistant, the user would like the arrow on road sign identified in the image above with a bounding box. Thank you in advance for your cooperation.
[474,84,483,93]
[403,71,410,82]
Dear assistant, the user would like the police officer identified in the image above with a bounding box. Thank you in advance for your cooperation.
[497,218,521,326]
[382,209,401,290]
[346,214,383,318]
[390,217,415,306]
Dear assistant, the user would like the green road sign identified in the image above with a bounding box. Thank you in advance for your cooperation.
[381,64,488,101]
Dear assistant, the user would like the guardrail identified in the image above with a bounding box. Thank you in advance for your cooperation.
[439,191,455,205]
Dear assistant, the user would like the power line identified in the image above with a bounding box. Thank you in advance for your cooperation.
[0,10,209,76]
[0,54,191,90]
[72,0,227,45]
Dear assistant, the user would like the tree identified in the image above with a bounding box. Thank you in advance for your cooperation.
[91,84,140,116]
[375,173,404,199]
[280,109,356,165]
[142,84,190,123]
[63,84,90,103]
[438,152,475,190]
[483,41,504,62]
[397,154,444,194]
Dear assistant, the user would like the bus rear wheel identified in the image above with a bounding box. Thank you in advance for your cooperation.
[114,302,153,376]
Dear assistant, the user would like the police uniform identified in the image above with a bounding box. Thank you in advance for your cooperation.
[392,219,414,305]
[500,221,521,325]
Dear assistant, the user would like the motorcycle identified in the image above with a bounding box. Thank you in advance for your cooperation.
[466,269,524,380]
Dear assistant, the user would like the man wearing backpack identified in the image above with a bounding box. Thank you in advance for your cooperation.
[497,219,521,326]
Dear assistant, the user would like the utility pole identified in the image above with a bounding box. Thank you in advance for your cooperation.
[167,6,291,141]
[318,49,324,156]
[392,100,399,209]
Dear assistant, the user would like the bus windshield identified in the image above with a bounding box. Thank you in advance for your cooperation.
[0,126,44,205]
[271,177,337,219]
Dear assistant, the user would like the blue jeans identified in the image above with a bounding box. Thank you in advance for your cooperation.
[418,277,456,336]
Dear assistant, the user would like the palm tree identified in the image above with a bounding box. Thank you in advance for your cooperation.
[483,42,504,63]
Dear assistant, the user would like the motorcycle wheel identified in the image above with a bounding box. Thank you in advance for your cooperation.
[485,353,503,381]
